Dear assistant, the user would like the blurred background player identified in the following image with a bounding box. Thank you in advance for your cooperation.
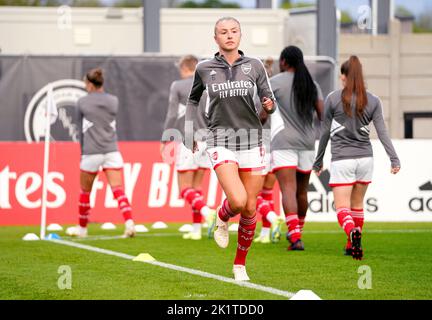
[268,46,324,251]
[76,68,135,238]
[161,55,216,240]
[187,17,276,281]
[313,56,401,260]
[254,56,283,244]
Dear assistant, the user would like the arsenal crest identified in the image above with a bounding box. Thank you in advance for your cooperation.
[241,63,252,75]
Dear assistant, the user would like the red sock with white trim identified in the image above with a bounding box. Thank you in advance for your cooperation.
[234,214,257,266]
[261,188,274,211]
[78,190,90,227]
[285,213,301,243]
[192,209,202,233]
[256,193,271,228]
[298,215,306,233]
[193,209,202,223]
[112,186,133,222]
[351,208,364,231]
[218,198,238,222]
[181,187,208,216]
[337,207,355,237]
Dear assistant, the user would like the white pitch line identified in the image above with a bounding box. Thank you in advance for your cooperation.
[61,229,432,242]
[62,233,182,241]
[48,239,296,299]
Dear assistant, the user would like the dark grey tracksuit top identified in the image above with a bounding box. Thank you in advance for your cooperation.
[162,76,208,143]
[186,51,275,151]
[313,90,401,170]
[76,92,119,155]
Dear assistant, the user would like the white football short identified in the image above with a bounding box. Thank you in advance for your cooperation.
[80,151,124,174]
[263,152,273,175]
[329,157,374,187]
[206,146,266,174]
[176,142,211,172]
[271,149,315,173]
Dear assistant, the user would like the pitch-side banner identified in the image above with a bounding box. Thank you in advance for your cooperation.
[0,140,431,225]
[0,55,334,142]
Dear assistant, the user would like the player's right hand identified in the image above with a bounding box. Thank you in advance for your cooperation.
[314,167,323,177]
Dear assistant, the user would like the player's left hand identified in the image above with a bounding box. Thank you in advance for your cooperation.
[262,97,274,113]
[391,166,400,174]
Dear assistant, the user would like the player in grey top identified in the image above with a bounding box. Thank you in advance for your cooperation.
[162,56,208,142]
[265,46,324,250]
[161,55,215,241]
[313,56,401,260]
[253,57,285,244]
[76,68,136,239]
[186,38,275,151]
[187,17,275,281]
[77,89,118,155]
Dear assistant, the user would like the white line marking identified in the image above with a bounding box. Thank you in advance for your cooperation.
[48,239,295,299]
[61,229,432,242]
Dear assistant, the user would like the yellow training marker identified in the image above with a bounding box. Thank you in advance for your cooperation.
[132,253,155,262]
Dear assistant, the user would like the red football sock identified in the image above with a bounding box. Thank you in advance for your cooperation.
[112,186,133,221]
[337,207,355,237]
[192,209,202,223]
[234,214,257,266]
[285,212,301,243]
[256,193,271,228]
[256,195,272,219]
[262,215,271,228]
[218,198,238,222]
[78,190,90,227]
[298,215,306,232]
[261,188,274,211]
[181,188,206,213]
[351,208,364,231]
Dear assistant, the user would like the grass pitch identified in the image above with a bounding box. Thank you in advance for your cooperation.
[1,222,432,300]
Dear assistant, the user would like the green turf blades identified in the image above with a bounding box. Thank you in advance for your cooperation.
[1,222,432,299]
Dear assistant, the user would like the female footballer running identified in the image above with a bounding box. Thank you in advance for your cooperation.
[161,55,215,240]
[76,68,135,238]
[313,56,401,260]
[186,17,275,281]
[269,46,324,251]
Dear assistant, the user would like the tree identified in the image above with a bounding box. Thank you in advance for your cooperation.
[0,0,41,5]
[340,10,353,25]
[0,0,103,6]
[179,0,240,9]
[414,10,432,33]
[280,0,314,9]
[395,5,414,18]
[71,0,103,7]
[113,0,141,8]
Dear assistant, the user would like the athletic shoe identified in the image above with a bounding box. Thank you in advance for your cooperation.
[206,208,217,239]
[287,239,304,251]
[344,241,353,256]
[78,226,88,238]
[123,219,136,238]
[253,234,271,244]
[182,231,202,240]
[270,217,283,243]
[214,206,229,248]
[233,265,250,281]
[350,227,363,260]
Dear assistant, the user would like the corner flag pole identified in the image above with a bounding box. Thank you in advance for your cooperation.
[40,83,57,240]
